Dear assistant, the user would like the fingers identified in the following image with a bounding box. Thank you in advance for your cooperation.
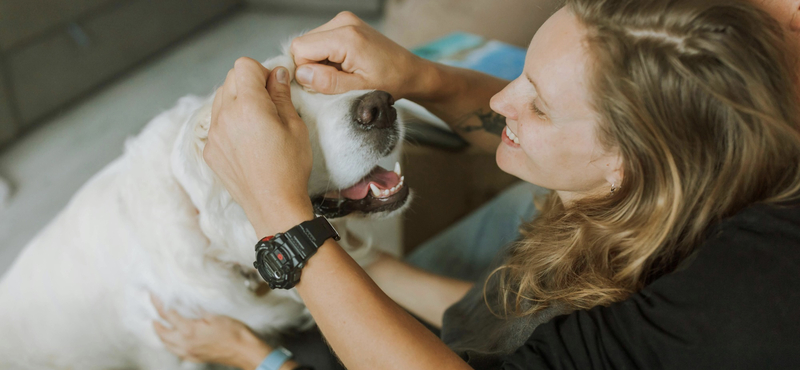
[152,321,193,362]
[223,68,237,97]
[210,86,224,130]
[150,294,190,329]
[295,63,366,94]
[291,28,358,67]
[233,57,270,98]
[153,320,174,340]
[267,67,302,124]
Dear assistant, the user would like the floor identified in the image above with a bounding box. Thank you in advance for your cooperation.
[0,9,396,276]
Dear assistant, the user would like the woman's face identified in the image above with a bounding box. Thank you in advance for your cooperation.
[492,8,622,203]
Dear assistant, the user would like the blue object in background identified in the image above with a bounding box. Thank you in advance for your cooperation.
[411,32,527,81]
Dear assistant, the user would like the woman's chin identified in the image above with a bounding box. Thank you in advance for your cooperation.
[496,146,521,178]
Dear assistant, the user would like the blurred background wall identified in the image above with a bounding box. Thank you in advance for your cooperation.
[0,0,385,148]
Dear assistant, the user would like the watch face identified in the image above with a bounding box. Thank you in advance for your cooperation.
[262,252,285,279]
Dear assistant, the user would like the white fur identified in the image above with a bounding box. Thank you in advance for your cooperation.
[0,50,405,369]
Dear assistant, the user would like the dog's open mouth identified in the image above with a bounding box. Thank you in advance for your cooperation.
[311,162,410,219]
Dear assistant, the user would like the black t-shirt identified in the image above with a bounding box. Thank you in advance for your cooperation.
[501,202,800,369]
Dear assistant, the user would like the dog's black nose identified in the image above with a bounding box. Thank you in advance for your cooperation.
[355,91,396,130]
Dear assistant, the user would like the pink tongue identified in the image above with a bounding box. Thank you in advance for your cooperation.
[339,167,401,200]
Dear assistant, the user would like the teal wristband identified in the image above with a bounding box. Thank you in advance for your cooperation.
[257,346,292,370]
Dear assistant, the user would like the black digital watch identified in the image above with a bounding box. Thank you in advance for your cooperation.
[253,216,340,289]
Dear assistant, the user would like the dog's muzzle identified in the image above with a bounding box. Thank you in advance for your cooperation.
[311,162,409,218]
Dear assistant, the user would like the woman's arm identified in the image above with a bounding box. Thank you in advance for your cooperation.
[290,11,507,152]
[204,59,473,370]
[365,252,473,328]
[418,65,508,153]
[293,234,473,370]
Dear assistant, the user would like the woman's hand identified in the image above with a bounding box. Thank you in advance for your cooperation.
[290,11,440,100]
[292,12,509,153]
[204,58,315,237]
[150,295,294,370]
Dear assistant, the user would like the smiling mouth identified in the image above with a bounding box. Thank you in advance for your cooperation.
[504,126,521,145]
[311,162,410,218]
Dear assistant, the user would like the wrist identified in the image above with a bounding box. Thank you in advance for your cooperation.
[248,344,301,370]
[234,327,273,370]
[279,359,301,370]
[249,196,316,238]
[407,60,466,104]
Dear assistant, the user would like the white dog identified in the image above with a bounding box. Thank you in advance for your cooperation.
[0,50,410,369]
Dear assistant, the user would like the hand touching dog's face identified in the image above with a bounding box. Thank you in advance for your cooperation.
[172,53,410,265]
[266,54,410,218]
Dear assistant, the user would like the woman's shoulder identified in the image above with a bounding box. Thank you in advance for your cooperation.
[501,201,800,370]
[668,200,800,292]
[701,200,800,261]
[718,200,800,236]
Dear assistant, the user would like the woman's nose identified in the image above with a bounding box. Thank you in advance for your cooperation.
[490,88,516,121]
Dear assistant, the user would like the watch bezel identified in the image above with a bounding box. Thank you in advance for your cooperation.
[253,216,339,290]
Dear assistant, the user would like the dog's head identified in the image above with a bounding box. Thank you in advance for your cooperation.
[171,51,410,264]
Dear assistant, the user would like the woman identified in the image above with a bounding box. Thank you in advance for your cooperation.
[153,0,800,369]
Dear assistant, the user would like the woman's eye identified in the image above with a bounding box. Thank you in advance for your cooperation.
[529,100,546,118]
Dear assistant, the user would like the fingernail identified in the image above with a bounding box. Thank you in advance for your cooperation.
[295,66,313,85]
[276,67,289,85]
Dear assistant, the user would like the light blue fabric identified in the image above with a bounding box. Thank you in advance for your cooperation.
[257,346,292,370]
[405,182,548,281]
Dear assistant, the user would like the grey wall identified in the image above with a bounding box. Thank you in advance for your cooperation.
[245,0,383,15]
[0,0,242,150]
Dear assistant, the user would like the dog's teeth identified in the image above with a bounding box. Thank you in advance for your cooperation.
[394,162,402,176]
[370,184,381,197]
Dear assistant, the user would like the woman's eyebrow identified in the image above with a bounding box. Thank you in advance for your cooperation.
[526,74,552,111]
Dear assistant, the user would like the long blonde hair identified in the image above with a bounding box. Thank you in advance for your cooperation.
[492,0,800,317]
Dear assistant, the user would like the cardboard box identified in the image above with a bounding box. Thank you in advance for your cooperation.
[384,0,561,48]
[385,0,560,253]
[401,144,518,254]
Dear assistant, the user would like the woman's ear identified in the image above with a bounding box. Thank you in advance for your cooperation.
[605,152,624,188]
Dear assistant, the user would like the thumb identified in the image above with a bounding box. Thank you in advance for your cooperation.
[295,64,366,94]
[266,67,301,123]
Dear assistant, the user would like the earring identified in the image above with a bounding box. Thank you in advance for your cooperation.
[610,183,617,195]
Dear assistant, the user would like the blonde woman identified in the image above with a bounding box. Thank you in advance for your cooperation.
[153,0,800,369]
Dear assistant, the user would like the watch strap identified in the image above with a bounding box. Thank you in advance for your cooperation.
[282,217,340,261]
[298,216,341,245]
